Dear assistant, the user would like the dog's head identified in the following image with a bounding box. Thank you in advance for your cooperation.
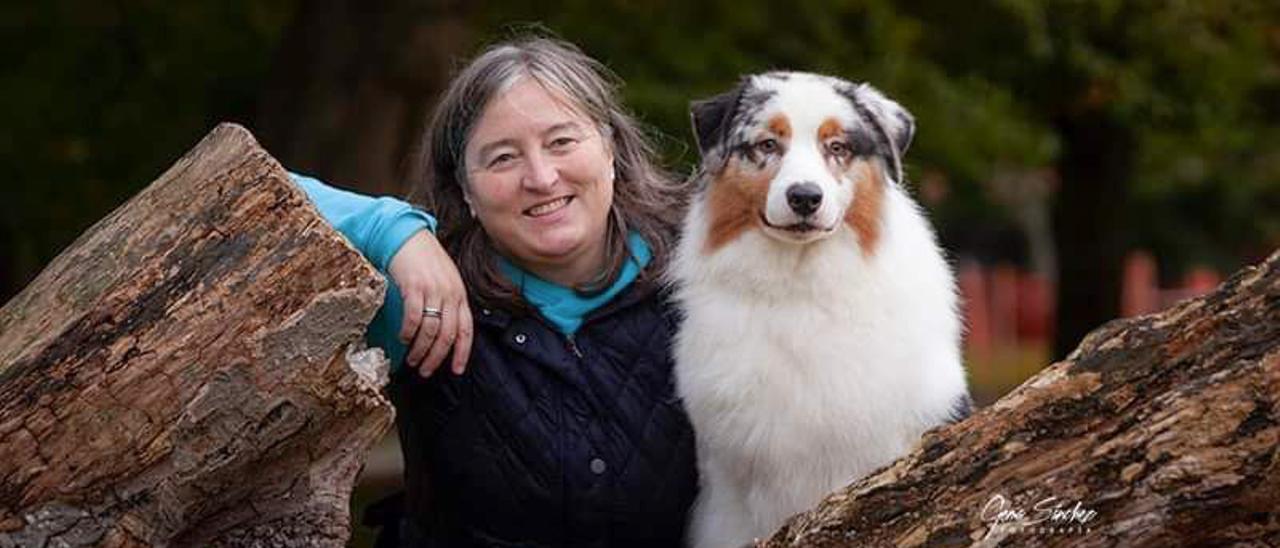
[689,72,914,252]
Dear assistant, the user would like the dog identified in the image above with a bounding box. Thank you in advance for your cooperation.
[670,72,971,548]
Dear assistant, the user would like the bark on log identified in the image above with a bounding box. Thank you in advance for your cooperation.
[0,123,394,547]
[762,250,1280,547]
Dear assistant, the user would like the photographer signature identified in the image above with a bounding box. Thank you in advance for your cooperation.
[980,493,1098,540]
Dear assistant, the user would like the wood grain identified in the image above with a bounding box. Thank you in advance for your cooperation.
[0,123,393,547]
[762,250,1280,547]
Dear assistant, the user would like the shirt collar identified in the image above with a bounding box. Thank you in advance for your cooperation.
[497,232,652,335]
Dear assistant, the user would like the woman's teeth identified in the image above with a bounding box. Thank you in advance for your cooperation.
[527,196,572,216]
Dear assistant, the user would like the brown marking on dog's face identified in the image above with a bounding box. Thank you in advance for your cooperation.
[702,112,792,253]
[768,115,792,140]
[818,117,843,142]
[738,114,792,168]
[818,117,857,175]
[704,158,776,254]
[844,161,885,257]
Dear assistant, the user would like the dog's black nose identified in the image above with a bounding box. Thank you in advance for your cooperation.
[786,182,823,217]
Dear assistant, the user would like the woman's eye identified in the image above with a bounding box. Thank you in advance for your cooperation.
[549,136,578,150]
[827,141,851,158]
[488,153,516,168]
[756,139,779,154]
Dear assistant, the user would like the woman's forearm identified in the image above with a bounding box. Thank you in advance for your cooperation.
[290,172,436,272]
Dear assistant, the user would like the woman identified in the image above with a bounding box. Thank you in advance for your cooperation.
[295,36,697,547]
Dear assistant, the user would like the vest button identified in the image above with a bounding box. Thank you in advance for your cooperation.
[514,333,527,344]
[481,308,491,316]
[590,458,607,475]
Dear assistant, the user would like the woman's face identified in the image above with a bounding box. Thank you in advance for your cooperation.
[463,78,615,283]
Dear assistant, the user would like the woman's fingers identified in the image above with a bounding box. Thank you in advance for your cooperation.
[451,299,474,375]
[421,301,459,377]
[407,299,443,373]
[399,287,424,345]
[388,230,474,377]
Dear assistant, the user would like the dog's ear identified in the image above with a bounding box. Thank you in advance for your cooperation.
[845,83,916,184]
[690,82,745,157]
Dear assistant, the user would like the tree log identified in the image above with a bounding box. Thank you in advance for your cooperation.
[762,250,1280,547]
[0,123,394,547]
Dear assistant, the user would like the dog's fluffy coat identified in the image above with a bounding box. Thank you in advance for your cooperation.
[671,72,970,548]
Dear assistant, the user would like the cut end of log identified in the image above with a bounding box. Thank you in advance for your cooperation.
[0,123,396,547]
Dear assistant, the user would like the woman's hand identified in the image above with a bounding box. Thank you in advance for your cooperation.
[388,230,473,377]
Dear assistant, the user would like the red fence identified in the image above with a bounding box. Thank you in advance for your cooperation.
[958,250,1221,358]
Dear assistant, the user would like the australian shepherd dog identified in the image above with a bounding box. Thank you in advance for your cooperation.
[671,72,971,547]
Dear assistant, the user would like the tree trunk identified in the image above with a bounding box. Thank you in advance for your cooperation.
[252,0,472,197]
[763,249,1280,547]
[0,123,394,547]
[1051,110,1134,360]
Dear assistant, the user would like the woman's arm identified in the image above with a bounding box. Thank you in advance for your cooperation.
[291,172,437,271]
[389,231,473,377]
[291,172,472,377]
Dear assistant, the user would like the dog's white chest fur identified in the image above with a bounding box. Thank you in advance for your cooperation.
[673,188,964,546]
[672,73,967,548]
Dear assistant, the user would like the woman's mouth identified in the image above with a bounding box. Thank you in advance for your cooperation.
[524,196,574,217]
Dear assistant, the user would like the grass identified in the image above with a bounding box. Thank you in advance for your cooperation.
[967,343,1052,406]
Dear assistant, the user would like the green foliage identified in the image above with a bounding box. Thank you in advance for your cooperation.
[0,1,296,287]
[903,0,1280,268]
[471,0,1280,272]
[471,0,1061,231]
[5,0,1278,295]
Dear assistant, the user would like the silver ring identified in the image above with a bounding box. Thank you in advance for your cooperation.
[422,307,443,319]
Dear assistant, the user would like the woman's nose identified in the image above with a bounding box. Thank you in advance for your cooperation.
[522,150,559,190]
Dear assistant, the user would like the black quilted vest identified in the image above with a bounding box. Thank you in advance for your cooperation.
[387,281,698,547]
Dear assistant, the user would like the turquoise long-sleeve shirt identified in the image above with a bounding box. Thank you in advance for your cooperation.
[292,172,435,368]
[290,172,651,371]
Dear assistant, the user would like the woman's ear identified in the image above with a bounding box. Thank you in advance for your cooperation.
[600,124,618,183]
[461,189,476,218]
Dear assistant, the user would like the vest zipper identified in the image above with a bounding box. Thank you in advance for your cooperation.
[566,335,584,359]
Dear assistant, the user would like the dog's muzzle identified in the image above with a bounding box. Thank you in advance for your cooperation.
[785,182,823,217]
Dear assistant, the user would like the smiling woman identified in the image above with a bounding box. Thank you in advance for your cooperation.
[422,38,682,313]
[461,78,617,287]
[294,36,695,547]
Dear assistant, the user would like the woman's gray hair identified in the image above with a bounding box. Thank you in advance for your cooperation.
[419,36,683,313]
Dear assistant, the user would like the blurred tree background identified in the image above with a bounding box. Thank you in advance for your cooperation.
[6,0,1280,382]
[5,1,1280,544]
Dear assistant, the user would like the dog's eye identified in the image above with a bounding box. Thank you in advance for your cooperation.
[827,141,852,158]
[755,139,780,155]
